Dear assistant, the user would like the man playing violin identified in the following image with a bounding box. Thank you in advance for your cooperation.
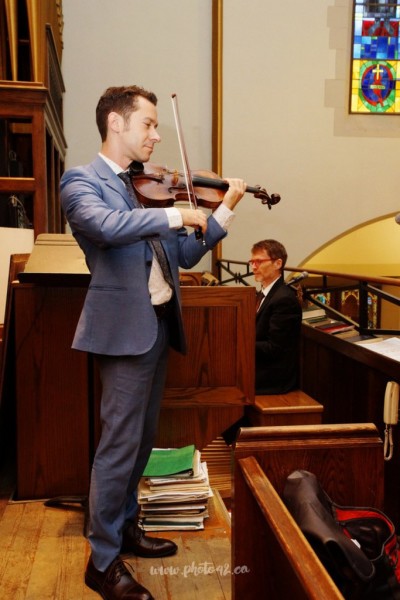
[61,85,246,600]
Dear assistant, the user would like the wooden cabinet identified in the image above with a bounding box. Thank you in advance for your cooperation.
[13,280,255,499]
[0,84,66,235]
[13,283,91,498]
[0,3,66,236]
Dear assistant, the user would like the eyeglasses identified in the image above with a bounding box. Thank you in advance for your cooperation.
[248,258,274,267]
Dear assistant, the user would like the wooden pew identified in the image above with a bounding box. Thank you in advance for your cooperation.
[236,455,343,599]
[232,423,384,600]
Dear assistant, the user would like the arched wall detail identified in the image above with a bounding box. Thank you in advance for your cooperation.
[301,213,400,277]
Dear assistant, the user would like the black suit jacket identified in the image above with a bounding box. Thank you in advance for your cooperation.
[255,276,302,394]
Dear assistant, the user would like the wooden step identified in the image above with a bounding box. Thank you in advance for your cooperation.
[246,390,323,426]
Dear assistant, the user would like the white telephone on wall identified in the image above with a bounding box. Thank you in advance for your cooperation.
[383,381,399,461]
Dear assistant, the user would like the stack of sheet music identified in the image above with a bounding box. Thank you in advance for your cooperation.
[138,445,213,531]
[302,306,329,326]
[302,306,357,338]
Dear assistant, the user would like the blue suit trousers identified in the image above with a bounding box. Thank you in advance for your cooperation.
[88,319,169,571]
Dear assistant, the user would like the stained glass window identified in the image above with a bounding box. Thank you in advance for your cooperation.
[310,292,331,306]
[340,289,379,328]
[310,289,379,328]
[350,1,400,114]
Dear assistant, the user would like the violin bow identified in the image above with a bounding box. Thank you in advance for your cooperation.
[171,93,205,244]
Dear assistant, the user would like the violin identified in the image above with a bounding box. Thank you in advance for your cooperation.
[129,161,281,210]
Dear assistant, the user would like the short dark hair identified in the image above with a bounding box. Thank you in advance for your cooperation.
[251,239,288,272]
[95,85,158,141]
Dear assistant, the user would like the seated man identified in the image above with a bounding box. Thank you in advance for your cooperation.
[250,239,302,394]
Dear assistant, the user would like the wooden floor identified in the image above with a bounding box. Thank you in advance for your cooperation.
[0,465,231,600]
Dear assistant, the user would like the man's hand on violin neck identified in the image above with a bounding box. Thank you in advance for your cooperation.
[178,208,208,233]
[222,178,246,210]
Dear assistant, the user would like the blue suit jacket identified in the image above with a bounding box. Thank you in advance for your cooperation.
[61,155,227,356]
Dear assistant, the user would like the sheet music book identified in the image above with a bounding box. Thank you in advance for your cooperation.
[142,445,195,477]
[355,337,400,362]
[138,457,213,531]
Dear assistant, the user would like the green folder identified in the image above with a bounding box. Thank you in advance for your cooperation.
[143,445,195,477]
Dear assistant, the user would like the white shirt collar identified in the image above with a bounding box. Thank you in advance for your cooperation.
[98,152,124,175]
[260,275,281,297]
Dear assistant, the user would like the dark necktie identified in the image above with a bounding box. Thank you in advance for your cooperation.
[256,290,264,312]
[118,170,174,290]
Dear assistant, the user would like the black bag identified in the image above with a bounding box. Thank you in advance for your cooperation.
[283,469,400,599]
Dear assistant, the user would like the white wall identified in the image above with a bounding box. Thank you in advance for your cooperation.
[62,0,212,171]
[222,0,400,267]
[61,0,400,273]
[62,0,213,272]
[0,228,34,323]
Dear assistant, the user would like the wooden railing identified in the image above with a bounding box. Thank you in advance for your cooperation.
[216,258,400,336]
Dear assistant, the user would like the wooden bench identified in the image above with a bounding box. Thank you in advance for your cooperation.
[236,455,343,599]
[246,389,323,426]
[232,423,384,600]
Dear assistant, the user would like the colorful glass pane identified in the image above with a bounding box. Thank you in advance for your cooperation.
[310,292,331,306]
[350,1,400,114]
[340,289,378,328]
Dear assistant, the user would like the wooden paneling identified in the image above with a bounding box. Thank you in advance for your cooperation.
[14,283,90,498]
[14,282,255,499]
[300,323,400,526]
[157,286,254,451]
[165,287,255,403]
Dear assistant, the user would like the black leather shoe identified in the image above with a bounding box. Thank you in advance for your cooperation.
[121,519,178,558]
[85,554,153,600]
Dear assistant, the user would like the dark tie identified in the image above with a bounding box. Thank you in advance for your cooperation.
[118,170,174,289]
[256,290,264,312]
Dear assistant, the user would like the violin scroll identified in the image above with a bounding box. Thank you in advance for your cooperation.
[253,185,281,210]
[251,186,281,210]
